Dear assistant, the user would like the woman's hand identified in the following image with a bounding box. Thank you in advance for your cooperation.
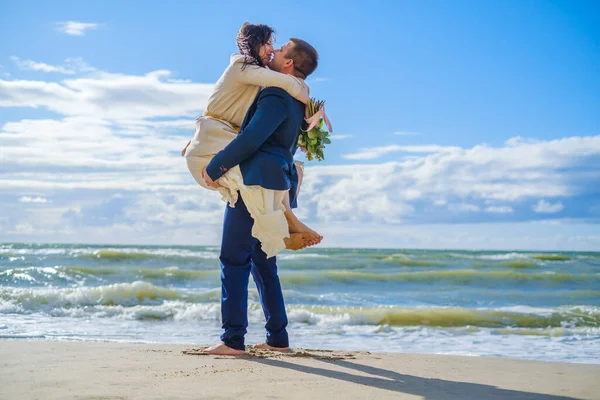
[202,168,222,188]
[299,81,310,103]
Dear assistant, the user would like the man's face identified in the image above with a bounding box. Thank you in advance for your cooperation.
[269,41,294,72]
[258,37,275,66]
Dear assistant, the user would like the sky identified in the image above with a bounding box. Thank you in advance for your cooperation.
[1,0,599,250]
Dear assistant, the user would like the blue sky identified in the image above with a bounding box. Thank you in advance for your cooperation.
[1,0,599,250]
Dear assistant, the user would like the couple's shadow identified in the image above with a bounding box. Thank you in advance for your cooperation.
[246,356,579,400]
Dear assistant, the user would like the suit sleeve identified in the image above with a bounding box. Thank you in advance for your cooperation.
[235,64,309,104]
[288,163,299,209]
[205,89,288,181]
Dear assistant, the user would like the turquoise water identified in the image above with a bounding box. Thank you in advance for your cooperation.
[1,243,599,363]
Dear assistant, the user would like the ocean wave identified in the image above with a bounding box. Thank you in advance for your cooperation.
[278,254,331,260]
[1,283,599,328]
[500,261,539,268]
[85,251,154,260]
[447,252,576,262]
[316,269,595,283]
[0,266,218,285]
[557,290,600,299]
[0,281,216,310]
[493,327,600,337]
[531,254,571,261]
[0,246,219,261]
[369,255,442,266]
[369,252,583,266]
[84,249,218,261]
[2,265,596,287]
[290,305,600,328]
[0,283,318,312]
[449,252,530,261]
[0,266,88,285]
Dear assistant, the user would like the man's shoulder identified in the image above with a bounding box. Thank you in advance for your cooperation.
[258,87,304,118]
[259,87,294,103]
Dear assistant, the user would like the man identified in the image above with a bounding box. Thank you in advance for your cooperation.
[200,38,319,356]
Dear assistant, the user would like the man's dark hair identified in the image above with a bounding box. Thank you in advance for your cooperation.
[236,22,275,68]
[286,38,319,79]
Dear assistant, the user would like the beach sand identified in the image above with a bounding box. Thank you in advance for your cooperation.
[1,341,598,400]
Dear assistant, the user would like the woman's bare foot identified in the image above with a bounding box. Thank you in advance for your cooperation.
[252,342,291,352]
[284,233,312,250]
[200,343,245,356]
[286,216,323,246]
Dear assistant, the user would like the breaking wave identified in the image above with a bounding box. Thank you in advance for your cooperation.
[1,283,598,328]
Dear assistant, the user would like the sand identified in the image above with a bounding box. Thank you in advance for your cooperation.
[1,341,598,400]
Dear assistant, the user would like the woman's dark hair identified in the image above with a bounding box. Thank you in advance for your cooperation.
[236,22,275,69]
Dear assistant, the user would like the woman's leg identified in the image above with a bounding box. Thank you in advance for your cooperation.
[282,166,322,245]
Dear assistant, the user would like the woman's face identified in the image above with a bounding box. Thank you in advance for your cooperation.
[258,37,275,66]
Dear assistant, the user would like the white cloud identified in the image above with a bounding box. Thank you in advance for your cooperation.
[449,203,481,212]
[2,56,599,249]
[0,117,192,172]
[329,134,352,140]
[18,196,50,203]
[312,77,329,82]
[0,60,212,205]
[10,56,76,74]
[505,136,540,147]
[2,112,598,227]
[308,221,600,251]
[12,222,35,235]
[56,21,99,36]
[0,69,214,122]
[533,200,564,214]
[485,206,514,213]
[293,135,600,224]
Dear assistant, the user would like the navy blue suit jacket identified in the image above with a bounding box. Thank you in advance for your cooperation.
[206,87,304,207]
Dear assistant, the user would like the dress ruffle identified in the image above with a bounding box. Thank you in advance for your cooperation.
[186,156,289,258]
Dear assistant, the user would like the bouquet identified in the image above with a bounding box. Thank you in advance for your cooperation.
[298,98,333,161]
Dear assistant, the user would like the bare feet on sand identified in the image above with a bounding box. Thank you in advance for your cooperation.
[284,233,313,250]
[252,343,291,352]
[287,217,323,246]
[200,343,245,356]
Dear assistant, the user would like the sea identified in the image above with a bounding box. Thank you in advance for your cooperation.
[1,243,599,364]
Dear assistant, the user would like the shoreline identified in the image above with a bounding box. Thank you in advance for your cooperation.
[1,336,596,366]
[1,340,598,400]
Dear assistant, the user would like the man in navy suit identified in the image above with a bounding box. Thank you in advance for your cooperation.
[201,38,319,355]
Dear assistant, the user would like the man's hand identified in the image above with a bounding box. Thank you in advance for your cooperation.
[203,168,222,188]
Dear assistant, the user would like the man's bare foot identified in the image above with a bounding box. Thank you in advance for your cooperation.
[284,233,312,250]
[286,217,323,246]
[200,343,245,356]
[252,342,291,352]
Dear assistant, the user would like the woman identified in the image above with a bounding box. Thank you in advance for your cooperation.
[183,22,322,258]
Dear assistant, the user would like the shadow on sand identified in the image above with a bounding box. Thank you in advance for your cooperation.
[246,357,580,400]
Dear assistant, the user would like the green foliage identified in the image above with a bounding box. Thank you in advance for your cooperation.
[298,98,332,162]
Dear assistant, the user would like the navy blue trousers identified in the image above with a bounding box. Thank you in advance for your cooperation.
[219,195,289,351]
